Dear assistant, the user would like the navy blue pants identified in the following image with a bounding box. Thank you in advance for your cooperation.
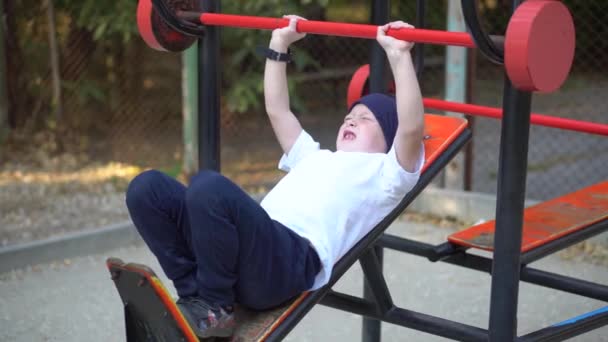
[125,170,320,310]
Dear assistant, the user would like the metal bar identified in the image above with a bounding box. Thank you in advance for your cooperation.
[363,1,390,339]
[198,13,476,47]
[198,0,221,172]
[521,220,608,264]
[362,246,384,342]
[488,70,533,342]
[460,0,503,64]
[520,268,608,303]
[518,307,608,342]
[265,130,472,341]
[182,43,199,176]
[359,248,394,314]
[379,232,608,302]
[464,33,477,191]
[414,0,426,78]
[376,234,465,261]
[376,234,434,258]
[423,98,608,136]
[320,291,489,341]
[321,290,378,317]
[377,234,493,272]
[387,307,488,341]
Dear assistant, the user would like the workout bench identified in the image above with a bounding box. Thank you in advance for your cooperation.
[108,0,608,340]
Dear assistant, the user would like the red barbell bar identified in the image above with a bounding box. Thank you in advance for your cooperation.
[199,13,477,48]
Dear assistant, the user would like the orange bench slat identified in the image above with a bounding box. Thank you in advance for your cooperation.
[421,114,468,172]
[448,181,608,252]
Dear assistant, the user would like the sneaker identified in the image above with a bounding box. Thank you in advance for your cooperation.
[176,296,236,338]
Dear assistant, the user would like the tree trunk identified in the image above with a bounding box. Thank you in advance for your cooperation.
[46,0,62,122]
[3,0,25,128]
[0,0,9,146]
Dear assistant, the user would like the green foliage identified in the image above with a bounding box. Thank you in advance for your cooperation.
[54,0,137,42]
[221,0,327,115]
[62,80,106,105]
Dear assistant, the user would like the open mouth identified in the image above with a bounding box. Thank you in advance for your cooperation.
[343,129,356,141]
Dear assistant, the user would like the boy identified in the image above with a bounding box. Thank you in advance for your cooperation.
[125,16,424,339]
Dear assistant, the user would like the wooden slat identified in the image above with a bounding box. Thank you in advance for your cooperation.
[448,181,608,252]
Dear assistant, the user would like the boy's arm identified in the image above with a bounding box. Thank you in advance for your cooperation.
[378,23,425,172]
[264,16,305,155]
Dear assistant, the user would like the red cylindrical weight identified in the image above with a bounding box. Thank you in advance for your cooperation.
[347,65,371,109]
[346,65,395,108]
[137,0,197,52]
[505,0,575,92]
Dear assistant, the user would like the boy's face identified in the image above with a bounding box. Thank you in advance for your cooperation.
[336,104,387,153]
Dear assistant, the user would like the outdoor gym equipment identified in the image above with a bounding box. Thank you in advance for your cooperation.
[137,0,574,92]
[108,0,608,341]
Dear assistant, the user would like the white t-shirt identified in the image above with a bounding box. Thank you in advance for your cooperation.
[261,130,424,290]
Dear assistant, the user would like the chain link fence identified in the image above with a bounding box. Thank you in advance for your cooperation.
[3,0,183,171]
[469,0,608,200]
[2,0,606,200]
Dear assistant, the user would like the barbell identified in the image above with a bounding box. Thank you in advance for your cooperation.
[137,0,575,92]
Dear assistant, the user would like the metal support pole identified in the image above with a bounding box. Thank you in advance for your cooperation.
[463,36,477,191]
[488,1,529,339]
[198,0,221,172]
[414,0,425,78]
[488,70,532,342]
[183,43,199,177]
[363,0,389,339]
[362,246,384,342]
[443,0,469,190]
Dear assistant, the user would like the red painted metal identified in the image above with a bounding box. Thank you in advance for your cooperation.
[423,98,608,136]
[137,0,166,51]
[107,259,200,342]
[199,13,476,48]
[137,0,197,52]
[448,181,608,252]
[347,64,608,136]
[347,65,371,109]
[505,0,575,92]
[421,115,468,173]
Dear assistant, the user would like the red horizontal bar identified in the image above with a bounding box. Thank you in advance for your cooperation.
[423,98,608,136]
[200,13,476,48]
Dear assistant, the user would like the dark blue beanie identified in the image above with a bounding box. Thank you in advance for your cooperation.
[348,93,398,151]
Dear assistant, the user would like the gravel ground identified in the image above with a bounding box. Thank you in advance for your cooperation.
[0,159,135,247]
[0,219,606,342]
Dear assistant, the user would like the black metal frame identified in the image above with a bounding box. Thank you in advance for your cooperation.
[148,0,608,339]
[461,0,504,64]
[150,0,205,36]
[197,0,220,171]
